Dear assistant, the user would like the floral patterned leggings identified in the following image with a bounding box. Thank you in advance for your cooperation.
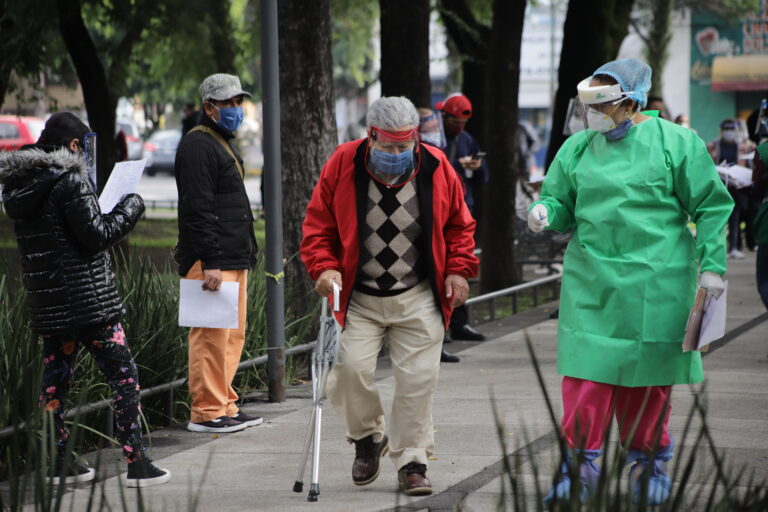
[40,323,146,463]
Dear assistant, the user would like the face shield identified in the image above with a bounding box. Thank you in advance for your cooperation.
[82,132,97,187]
[576,78,638,141]
[756,98,768,142]
[563,97,586,136]
[366,126,420,185]
[418,111,446,149]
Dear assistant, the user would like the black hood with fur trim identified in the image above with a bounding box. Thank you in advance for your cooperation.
[0,144,144,334]
[0,144,85,220]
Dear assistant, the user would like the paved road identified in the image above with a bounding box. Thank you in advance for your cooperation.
[136,173,262,206]
[20,253,768,510]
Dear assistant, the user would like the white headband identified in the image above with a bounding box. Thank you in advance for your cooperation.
[577,77,633,105]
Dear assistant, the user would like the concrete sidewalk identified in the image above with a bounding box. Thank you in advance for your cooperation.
[54,253,768,511]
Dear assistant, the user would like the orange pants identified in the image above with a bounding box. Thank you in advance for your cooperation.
[185,261,248,423]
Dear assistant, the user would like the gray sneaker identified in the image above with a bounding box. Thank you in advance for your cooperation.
[231,411,264,427]
[187,416,247,433]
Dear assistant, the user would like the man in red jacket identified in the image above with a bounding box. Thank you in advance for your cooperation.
[301,96,479,496]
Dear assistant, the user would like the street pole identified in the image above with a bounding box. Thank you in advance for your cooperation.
[261,0,286,402]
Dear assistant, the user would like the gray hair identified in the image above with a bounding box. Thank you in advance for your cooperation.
[366,96,420,130]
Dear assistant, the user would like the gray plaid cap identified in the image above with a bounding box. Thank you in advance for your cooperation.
[199,73,252,102]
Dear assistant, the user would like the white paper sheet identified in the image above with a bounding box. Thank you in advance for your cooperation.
[716,164,752,189]
[178,279,239,329]
[98,159,147,213]
[698,281,727,350]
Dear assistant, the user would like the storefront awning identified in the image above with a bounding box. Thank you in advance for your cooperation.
[711,55,768,91]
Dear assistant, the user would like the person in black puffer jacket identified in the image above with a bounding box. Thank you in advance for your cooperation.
[0,112,170,488]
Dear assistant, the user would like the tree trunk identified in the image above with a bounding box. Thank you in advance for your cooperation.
[438,0,491,148]
[645,0,673,96]
[480,0,527,292]
[278,0,337,311]
[57,0,117,193]
[544,0,635,171]
[379,0,431,108]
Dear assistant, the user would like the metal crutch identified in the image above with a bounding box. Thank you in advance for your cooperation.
[293,282,340,502]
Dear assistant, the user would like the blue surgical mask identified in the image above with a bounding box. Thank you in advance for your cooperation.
[369,148,414,177]
[603,118,633,141]
[212,105,244,132]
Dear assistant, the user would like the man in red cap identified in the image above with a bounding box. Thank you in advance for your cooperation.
[436,93,489,343]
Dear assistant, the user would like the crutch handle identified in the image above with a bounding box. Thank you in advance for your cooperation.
[332,281,340,312]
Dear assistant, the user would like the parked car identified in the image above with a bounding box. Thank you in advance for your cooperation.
[144,129,181,175]
[0,115,45,151]
[116,118,144,160]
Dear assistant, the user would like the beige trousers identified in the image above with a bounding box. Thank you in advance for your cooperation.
[185,261,248,423]
[327,280,444,470]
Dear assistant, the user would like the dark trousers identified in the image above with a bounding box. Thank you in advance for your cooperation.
[40,323,146,463]
[449,305,469,331]
[728,188,747,251]
[758,244,768,310]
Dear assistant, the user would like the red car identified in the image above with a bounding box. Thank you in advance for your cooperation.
[0,115,46,151]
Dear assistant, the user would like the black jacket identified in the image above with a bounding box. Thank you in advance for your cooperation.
[174,115,258,276]
[0,145,144,334]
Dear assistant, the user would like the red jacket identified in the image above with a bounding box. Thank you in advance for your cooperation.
[301,139,479,328]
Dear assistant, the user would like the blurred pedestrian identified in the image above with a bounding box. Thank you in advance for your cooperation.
[0,112,171,487]
[750,101,768,309]
[175,74,262,433]
[301,96,479,496]
[646,95,668,120]
[181,102,201,136]
[418,108,461,363]
[435,93,488,344]
[707,118,756,258]
[529,58,732,506]
[674,113,690,128]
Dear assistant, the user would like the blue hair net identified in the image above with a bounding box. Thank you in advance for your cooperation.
[592,58,652,108]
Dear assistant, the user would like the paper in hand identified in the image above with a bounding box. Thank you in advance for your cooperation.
[179,279,239,329]
[98,159,147,213]
[682,282,727,352]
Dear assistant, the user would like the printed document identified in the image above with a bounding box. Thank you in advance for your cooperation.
[178,279,239,329]
[98,159,147,213]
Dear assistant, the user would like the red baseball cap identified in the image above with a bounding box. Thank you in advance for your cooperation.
[435,93,472,119]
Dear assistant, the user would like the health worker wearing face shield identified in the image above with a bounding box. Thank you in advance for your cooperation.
[0,113,172,487]
[527,58,733,506]
[301,96,479,496]
[175,73,262,434]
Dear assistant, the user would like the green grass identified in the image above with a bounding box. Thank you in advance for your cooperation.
[0,212,266,250]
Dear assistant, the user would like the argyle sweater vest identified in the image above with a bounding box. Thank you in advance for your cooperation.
[356,178,426,295]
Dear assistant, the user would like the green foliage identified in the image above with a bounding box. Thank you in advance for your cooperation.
[331,0,378,89]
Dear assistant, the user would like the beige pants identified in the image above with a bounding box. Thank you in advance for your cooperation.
[185,261,248,423]
[327,280,444,470]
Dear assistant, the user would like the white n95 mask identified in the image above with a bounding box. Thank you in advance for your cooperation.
[586,109,617,133]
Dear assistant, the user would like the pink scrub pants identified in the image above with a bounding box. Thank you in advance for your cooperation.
[561,376,672,452]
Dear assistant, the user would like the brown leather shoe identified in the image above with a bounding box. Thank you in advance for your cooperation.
[398,462,432,496]
[351,434,389,485]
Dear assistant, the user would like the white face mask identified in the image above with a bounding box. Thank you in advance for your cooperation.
[586,108,617,133]
[721,130,738,143]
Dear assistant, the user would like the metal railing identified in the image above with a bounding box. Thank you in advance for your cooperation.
[0,273,563,442]
[0,341,316,442]
[465,272,562,321]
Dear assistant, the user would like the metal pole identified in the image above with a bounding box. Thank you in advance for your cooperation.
[261,0,286,402]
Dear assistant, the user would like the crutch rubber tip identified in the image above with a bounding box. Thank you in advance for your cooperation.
[308,484,320,502]
[293,481,303,493]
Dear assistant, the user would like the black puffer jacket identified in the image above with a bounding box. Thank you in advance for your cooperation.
[0,144,144,334]
[174,115,258,276]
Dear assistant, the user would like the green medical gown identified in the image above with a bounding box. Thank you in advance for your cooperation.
[534,116,733,387]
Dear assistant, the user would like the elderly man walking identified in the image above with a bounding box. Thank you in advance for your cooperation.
[175,73,262,433]
[301,96,479,495]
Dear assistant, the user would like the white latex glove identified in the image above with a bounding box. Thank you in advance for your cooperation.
[699,271,725,299]
[527,204,549,232]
